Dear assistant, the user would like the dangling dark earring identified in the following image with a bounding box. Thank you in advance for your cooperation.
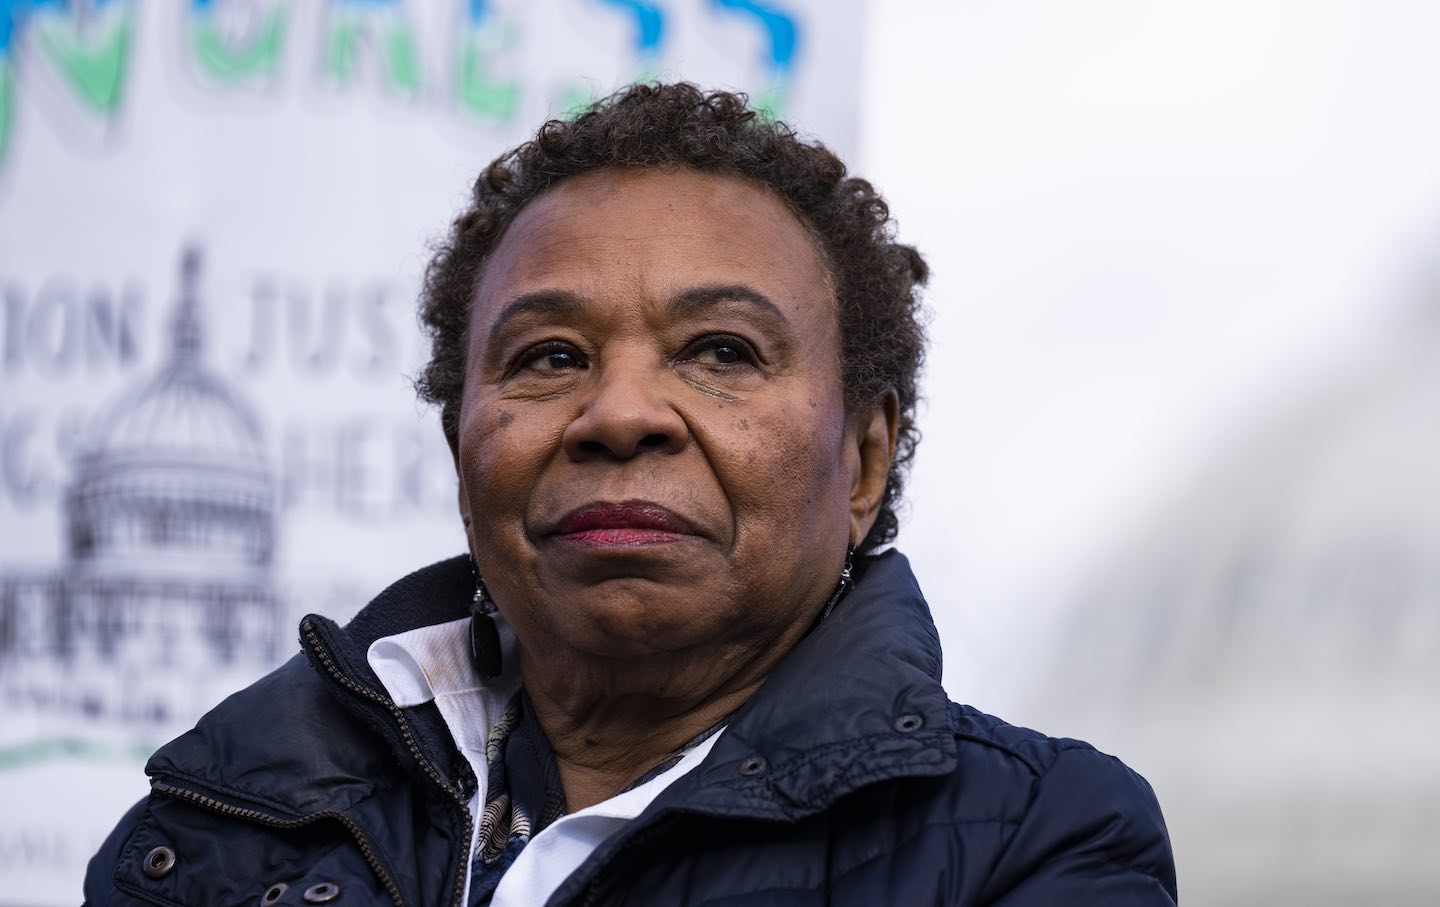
[469,569,503,678]
[818,547,856,623]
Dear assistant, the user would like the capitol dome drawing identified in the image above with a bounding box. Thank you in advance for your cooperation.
[0,247,284,730]
[67,249,275,575]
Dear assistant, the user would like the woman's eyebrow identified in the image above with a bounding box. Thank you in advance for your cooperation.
[487,289,585,336]
[487,284,792,337]
[668,284,790,328]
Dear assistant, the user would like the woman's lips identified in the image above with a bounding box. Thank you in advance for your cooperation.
[550,502,701,547]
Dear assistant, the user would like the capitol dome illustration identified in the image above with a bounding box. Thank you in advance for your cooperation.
[0,247,284,730]
[1027,306,1440,905]
[68,248,275,577]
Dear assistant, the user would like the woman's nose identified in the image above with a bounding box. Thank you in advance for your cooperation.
[561,362,689,460]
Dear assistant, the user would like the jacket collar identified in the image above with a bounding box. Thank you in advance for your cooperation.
[305,553,476,701]
[147,551,956,823]
[145,556,478,816]
[658,549,958,821]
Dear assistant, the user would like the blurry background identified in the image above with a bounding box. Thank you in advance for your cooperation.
[1,1,1436,903]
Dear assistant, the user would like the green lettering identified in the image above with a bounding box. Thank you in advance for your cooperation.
[324,18,360,82]
[33,10,133,115]
[457,38,518,121]
[752,83,785,121]
[324,15,419,99]
[383,24,420,96]
[193,7,287,83]
[0,62,12,162]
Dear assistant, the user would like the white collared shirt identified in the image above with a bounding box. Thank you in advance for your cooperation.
[367,615,722,907]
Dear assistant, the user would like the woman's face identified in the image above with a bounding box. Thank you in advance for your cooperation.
[453,167,893,669]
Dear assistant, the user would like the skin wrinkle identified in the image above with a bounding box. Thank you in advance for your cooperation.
[451,168,897,809]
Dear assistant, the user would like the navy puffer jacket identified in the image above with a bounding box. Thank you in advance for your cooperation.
[85,551,1178,906]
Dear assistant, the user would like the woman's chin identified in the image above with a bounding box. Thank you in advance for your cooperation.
[540,530,710,564]
[534,535,723,590]
[539,593,739,662]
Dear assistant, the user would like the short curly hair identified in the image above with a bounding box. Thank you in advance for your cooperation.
[418,82,927,554]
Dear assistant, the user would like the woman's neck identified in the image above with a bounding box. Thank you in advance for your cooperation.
[518,654,769,812]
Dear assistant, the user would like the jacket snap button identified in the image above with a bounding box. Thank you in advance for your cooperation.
[142,845,177,879]
[895,714,923,733]
[738,755,767,776]
[262,882,289,904]
[304,882,342,903]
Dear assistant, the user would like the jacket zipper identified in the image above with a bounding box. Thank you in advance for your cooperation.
[299,618,477,907]
[151,780,410,907]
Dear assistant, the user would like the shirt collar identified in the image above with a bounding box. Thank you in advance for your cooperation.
[366,613,522,763]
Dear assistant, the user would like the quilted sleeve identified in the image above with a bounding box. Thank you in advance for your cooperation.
[977,745,1178,906]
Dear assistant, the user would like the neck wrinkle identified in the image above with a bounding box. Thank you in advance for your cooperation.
[524,674,759,812]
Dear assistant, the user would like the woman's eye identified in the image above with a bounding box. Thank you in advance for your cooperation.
[518,343,586,372]
[536,351,580,370]
[686,336,755,367]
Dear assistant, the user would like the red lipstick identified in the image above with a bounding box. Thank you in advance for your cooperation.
[552,502,699,547]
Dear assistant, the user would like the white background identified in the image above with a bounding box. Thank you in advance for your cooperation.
[864,0,1440,718]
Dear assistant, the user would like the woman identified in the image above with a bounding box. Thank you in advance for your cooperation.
[86,84,1176,906]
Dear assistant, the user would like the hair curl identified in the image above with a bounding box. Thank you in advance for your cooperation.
[418,83,927,554]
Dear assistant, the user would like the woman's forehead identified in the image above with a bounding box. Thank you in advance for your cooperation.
[473,168,835,319]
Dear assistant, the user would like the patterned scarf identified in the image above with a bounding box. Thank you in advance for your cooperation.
[466,691,728,905]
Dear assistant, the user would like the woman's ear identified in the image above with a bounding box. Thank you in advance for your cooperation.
[849,390,900,548]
